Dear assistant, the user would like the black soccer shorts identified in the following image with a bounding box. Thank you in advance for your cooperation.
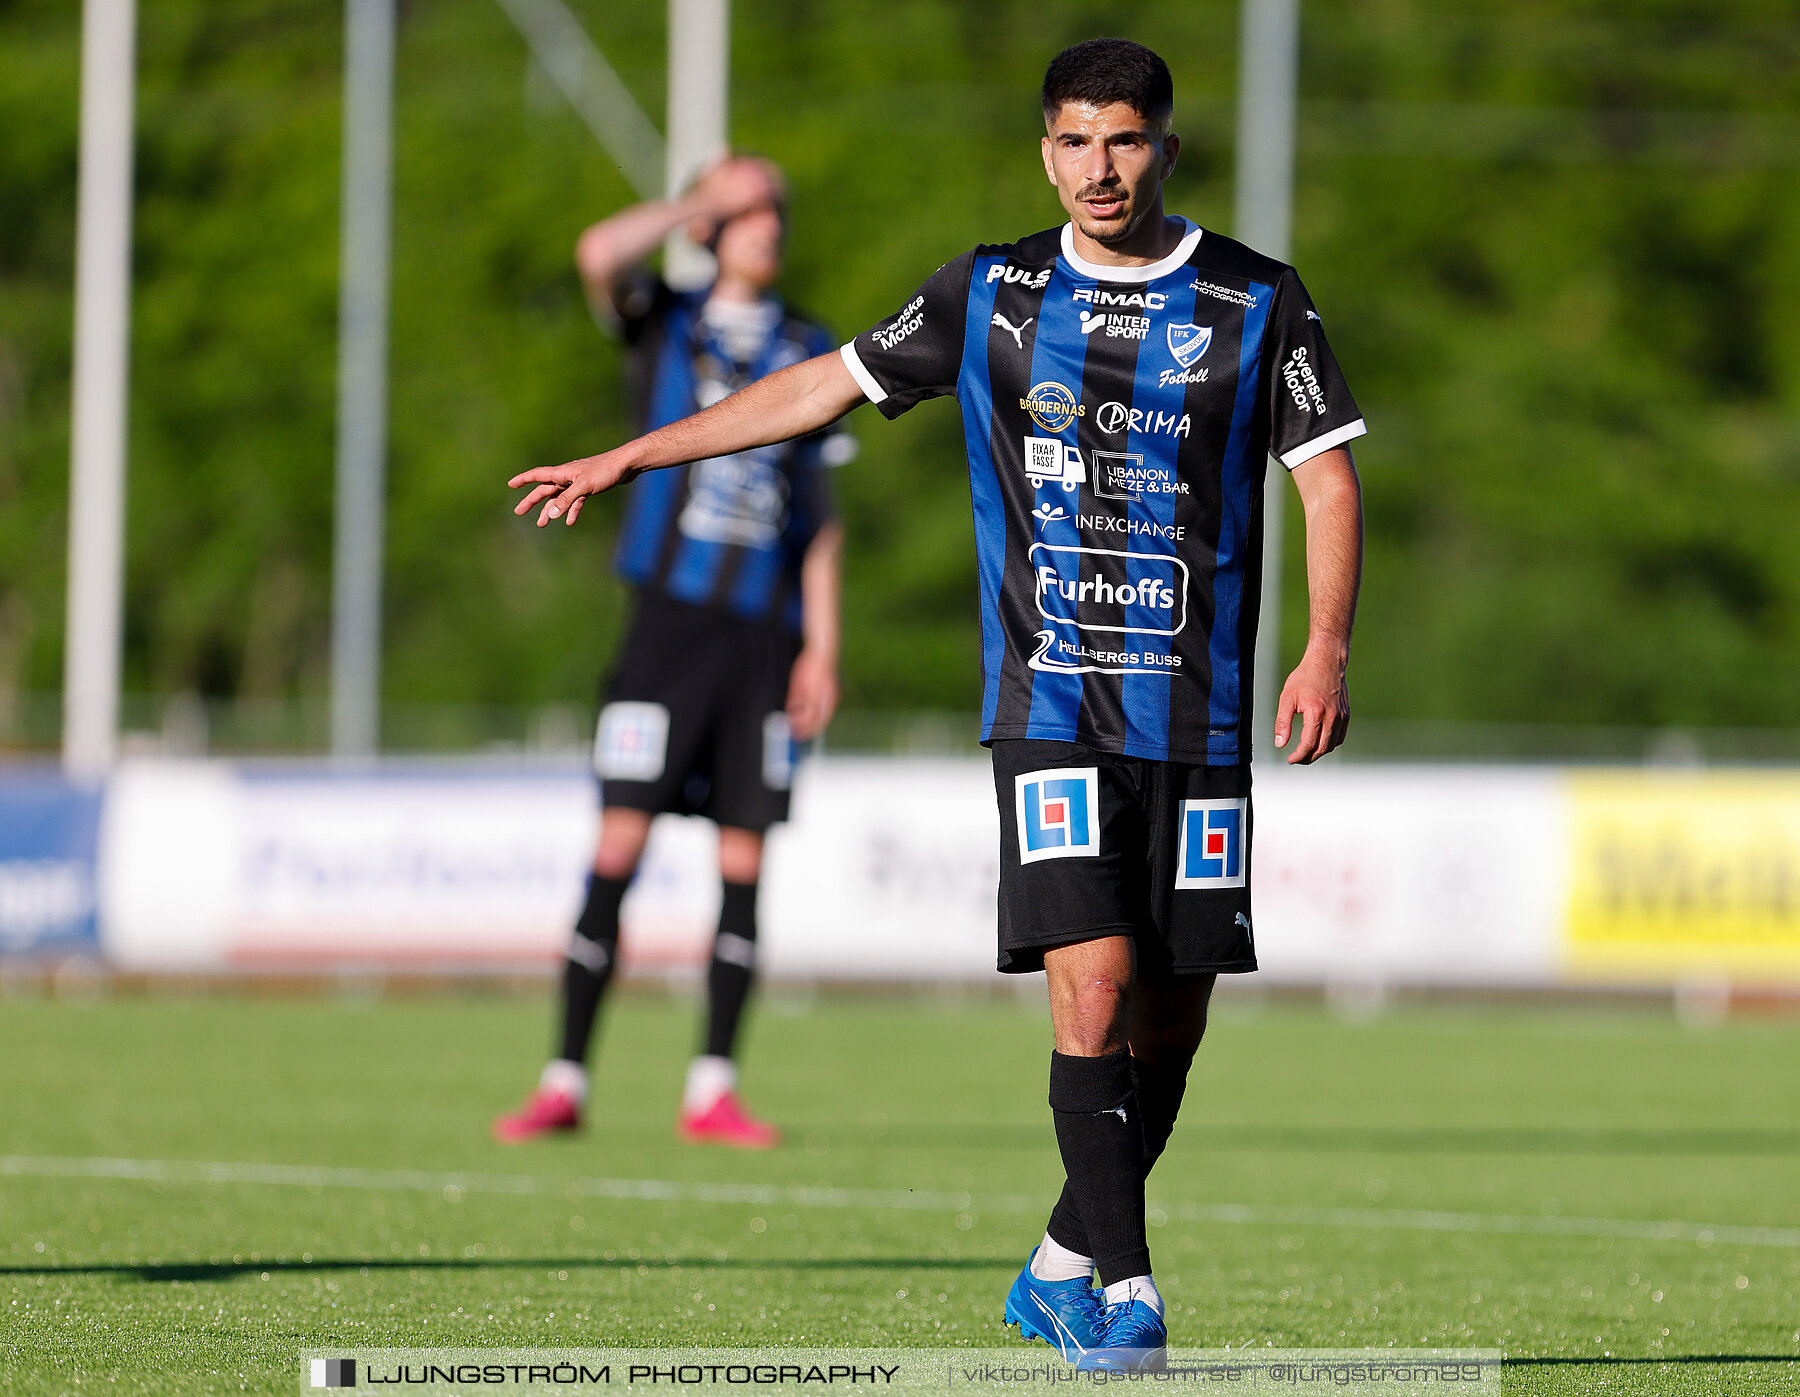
[991,738,1257,976]
[592,589,801,833]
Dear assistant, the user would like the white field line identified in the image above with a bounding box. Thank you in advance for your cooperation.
[5,1154,1798,1251]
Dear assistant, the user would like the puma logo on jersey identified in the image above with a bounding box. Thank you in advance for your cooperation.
[991,312,1034,349]
[1235,912,1252,931]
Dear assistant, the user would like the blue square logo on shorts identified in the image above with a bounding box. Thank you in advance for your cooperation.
[1175,798,1247,888]
[1014,767,1101,863]
[594,701,669,782]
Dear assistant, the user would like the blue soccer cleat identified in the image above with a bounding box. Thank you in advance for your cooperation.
[1002,1248,1104,1362]
[1075,1298,1169,1373]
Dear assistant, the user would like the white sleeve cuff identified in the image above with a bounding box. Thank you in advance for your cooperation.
[839,342,887,405]
[1280,418,1367,469]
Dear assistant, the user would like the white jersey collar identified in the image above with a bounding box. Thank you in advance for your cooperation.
[1059,218,1202,284]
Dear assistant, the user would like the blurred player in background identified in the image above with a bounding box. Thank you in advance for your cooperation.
[493,156,850,1149]
[508,38,1363,1370]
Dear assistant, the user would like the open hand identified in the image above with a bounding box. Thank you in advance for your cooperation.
[1273,649,1350,765]
[508,450,638,527]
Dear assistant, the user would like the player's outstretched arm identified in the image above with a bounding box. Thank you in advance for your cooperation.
[1274,446,1364,765]
[509,350,866,528]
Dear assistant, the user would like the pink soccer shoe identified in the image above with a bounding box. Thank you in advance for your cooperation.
[492,1087,581,1143]
[678,1091,780,1149]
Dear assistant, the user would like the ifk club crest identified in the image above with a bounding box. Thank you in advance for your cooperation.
[1166,323,1213,368]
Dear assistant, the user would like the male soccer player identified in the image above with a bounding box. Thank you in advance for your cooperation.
[493,155,849,1149]
[507,40,1364,1366]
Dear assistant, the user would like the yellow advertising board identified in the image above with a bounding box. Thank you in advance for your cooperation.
[1564,772,1800,981]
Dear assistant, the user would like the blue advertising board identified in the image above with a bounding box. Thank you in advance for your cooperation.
[0,768,102,955]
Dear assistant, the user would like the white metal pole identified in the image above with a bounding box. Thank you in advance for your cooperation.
[493,0,665,199]
[63,0,138,780]
[331,0,396,758]
[663,0,729,288]
[1236,0,1300,763]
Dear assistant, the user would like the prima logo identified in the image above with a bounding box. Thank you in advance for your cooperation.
[1094,401,1192,438]
[984,262,1052,289]
[1019,381,1084,433]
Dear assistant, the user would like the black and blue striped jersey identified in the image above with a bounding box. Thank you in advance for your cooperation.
[612,275,847,631]
[841,219,1365,765]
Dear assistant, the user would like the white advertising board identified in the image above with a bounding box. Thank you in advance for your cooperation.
[87,756,1594,987]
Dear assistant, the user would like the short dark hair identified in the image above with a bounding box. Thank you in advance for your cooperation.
[1041,38,1174,129]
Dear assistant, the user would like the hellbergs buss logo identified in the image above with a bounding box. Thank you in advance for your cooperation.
[1019,381,1084,434]
[1014,768,1101,863]
[1166,323,1213,368]
[1175,798,1248,889]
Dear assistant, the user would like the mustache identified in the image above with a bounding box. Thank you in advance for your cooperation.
[1075,186,1126,203]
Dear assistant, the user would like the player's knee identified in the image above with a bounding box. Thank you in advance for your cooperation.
[594,809,652,880]
[717,828,764,883]
[1053,977,1131,1055]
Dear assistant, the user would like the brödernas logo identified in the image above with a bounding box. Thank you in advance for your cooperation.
[1018,381,1084,433]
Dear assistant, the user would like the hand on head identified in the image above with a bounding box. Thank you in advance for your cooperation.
[691,155,785,224]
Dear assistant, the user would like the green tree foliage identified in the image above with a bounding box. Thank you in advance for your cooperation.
[1,0,1797,733]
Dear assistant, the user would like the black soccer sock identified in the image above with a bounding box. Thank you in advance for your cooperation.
[556,874,629,1065]
[701,880,760,1059]
[1045,1053,1195,1260]
[1047,1049,1150,1287]
[1135,1055,1193,1173]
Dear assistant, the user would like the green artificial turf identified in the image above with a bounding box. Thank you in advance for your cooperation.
[2,989,1798,1395]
